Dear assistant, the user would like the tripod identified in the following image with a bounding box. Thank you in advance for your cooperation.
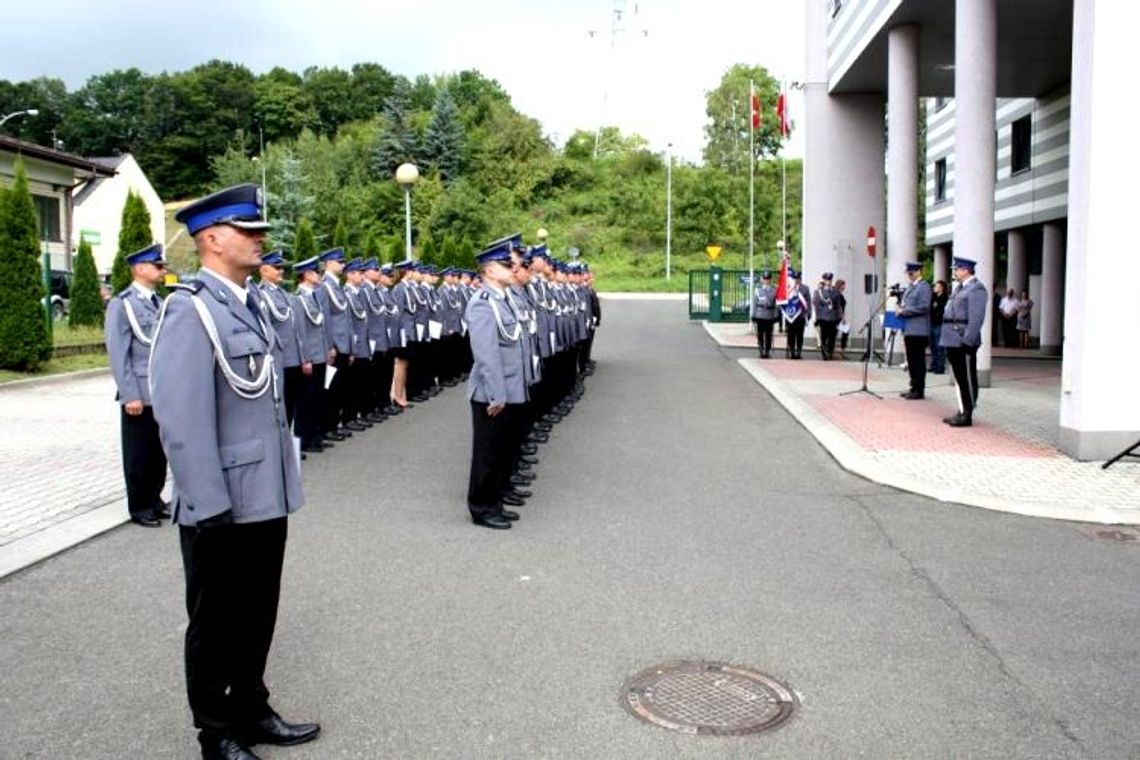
[841,309,883,399]
[1102,437,1140,470]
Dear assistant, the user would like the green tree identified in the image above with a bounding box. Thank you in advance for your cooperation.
[439,234,458,270]
[422,87,464,183]
[68,237,104,328]
[419,235,437,264]
[386,235,405,262]
[372,78,416,176]
[112,192,153,293]
[0,161,52,370]
[703,64,784,172]
[332,216,350,251]
[293,218,317,262]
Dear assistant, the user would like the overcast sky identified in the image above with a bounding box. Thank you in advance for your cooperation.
[4,0,804,162]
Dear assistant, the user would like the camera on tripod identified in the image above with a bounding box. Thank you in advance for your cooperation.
[887,283,905,300]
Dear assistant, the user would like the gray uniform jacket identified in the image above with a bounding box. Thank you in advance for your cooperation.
[527,277,556,359]
[361,281,391,353]
[813,285,842,322]
[149,269,304,526]
[391,280,418,346]
[440,285,465,336]
[105,286,161,405]
[789,283,813,321]
[291,285,328,364]
[940,277,988,348]
[752,284,779,320]
[257,282,302,367]
[508,285,539,387]
[897,279,933,337]
[414,283,433,341]
[466,285,528,406]
[345,285,371,359]
[316,273,352,354]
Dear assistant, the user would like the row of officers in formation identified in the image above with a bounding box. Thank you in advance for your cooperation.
[748,256,987,428]
[102,183,601,759]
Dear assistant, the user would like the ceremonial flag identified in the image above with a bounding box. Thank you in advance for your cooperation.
[776,90,790,138]
[750,86,761,130]
[776,252,789,303]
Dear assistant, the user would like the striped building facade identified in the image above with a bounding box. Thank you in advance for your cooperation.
[803,0,1135,460]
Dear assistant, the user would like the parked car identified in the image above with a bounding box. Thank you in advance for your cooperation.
[99,274,113,306]
[46,270,72,320]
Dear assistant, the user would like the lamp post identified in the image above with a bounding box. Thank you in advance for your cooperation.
[665,142,673,281]
[536,227,548,250]
[395,163,419,260]
[251,156,267,221]
[0,108,40,128]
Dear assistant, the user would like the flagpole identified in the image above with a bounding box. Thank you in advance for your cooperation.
[781,78,787,263]
[749,79,755,292]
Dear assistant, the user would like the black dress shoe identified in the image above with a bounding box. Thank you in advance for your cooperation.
[505,487,532,499]
[501,494,526,507]
[385,405,403,415]
[541,413,561,424]
[344,420,368,432]
[411,393,430,403]
[242,713,321,747]
[527,432,549,443]
[946,414,973,428]
[519,454,539,466]
[301,443,326,453]
[533,422,553,432]
[520,443,538,455]
[324,431,346,441]
[154,503,171,519]
[510,475,532,487]
[499,509,520,521]
[130,514,161,528]
[201,734,261,760]
[473,514,512,529]
[899,391,925,400]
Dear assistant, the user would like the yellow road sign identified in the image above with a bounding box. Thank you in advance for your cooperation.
[706,244,722,262]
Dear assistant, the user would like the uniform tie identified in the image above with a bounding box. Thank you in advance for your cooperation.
[151,294,160,309]
[245,292,263,325]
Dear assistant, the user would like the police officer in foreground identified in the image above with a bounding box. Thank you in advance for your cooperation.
[751,270,779,359]
[813,272,841,360]
[104,243,169,527]
[896,261,932,400]
[465,240,528,530]
[153,184,319,759]
[784,268,812,359]
[940,256,988,427]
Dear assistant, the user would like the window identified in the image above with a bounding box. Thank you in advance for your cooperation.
[934,159,947,202]
[1010,115,1032,174]
[32,195,62,243]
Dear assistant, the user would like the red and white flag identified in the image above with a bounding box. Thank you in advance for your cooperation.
[776,90,790,138]
[750,85,761,131]
[775,251,790,303]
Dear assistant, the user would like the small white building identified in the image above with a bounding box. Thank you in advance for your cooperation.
[72,154,164,275]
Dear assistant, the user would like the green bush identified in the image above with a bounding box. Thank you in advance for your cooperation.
[68,238,104,327]
[0,160,53,370]
[111,192,153,293]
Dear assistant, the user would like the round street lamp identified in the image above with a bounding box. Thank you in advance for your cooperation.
[396,163,420,260]
[0,108,40,128]
[536,227,549,243]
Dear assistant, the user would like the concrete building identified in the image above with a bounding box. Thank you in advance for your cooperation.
[72,154,165,275]
[803,0,1133,461]
[0,136,115,271]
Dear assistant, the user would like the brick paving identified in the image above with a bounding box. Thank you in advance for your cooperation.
[705,321,1140,524]
[0,372,141,548]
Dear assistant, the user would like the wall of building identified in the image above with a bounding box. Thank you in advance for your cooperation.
[72,155,165,275]
[826,0,901,88]
[0,152,76,271]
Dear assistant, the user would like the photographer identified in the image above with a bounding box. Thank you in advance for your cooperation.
[895,262,932,400]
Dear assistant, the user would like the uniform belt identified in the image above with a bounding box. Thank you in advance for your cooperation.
[943,319,967,324]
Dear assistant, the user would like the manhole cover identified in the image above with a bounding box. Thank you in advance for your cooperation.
[621,661,797,735]
[1083,527,1140,544]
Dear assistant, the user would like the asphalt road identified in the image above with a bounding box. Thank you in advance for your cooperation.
[2,300,1138,759]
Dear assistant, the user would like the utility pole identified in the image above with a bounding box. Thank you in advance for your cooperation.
[588,0,649,159]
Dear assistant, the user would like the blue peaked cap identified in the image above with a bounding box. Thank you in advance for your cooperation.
[952,256,976,272]
[260,250,288,267]
[486,232,524,252]
[174,183,270,236]
[292,255,319,273]
[905,261,923,273]
[344,258,365,272]
[126,243,165,266]
[476,240,513,265]
[379,262,394,275]
[319,247,345,263]
[363,258,379,271]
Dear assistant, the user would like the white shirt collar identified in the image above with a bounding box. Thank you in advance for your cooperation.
[201,266,249,303]
[131,281,155,299]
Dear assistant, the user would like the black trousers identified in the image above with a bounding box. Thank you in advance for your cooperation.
[946,345,980,417]
[903,335,929,394]
[817,319,839,359]
[347,356,371,420]
[180,517,287,735]
[295,363,325,446]
[325,353,352,431]
[121,405,167,518]
[283,366,302,428]
[371,351,392,412]
[753,318,775,356]
[786,319,806,357]
[468,401,521,518]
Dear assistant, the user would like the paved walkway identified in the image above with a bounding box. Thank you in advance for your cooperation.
[3,300,1140,758]
[705,321,1140,524]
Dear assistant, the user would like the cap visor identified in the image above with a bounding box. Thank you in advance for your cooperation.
[227,219,272,232]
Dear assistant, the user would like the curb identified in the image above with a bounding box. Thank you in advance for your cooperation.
[598,292,688,301]
[0,367,111,392]
[737,358,1139,526]
[0,500,129,580]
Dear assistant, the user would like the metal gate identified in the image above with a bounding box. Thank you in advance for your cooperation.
[688,268,756,322]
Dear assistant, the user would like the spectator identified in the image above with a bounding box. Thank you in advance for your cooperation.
[999,288,1020,347]
[835,279,849,359]
[929,280,948,374]
[1017,290,1034,349]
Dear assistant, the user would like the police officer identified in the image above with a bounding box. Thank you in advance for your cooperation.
[896,261,932,400]
[342,258,374,430]
[290,256,330,453]
[315,248,353,439]
[153,184,319,759]
[465,240,529,530]
[813,272,841,360]
[751,270,778,358]
[362,258,395,419]
[940,256,988,427]
[104,242,169,527]
[255,251,303,428]
[389,260,418,408]
[784,268,812,360]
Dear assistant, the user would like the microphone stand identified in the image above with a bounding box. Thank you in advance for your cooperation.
[840,303,884,399]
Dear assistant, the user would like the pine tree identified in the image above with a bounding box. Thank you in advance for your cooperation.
[0,160,52,370]
[440,234,458,270]
[419,235,437,265]
[386,235,405,263]
[373,78,416,177]
[112,192,153,293]
[422,88,464,184]
[460,235,476,268]
[332,216,350,252]
[293,218,317,262]
[268,150,315,252]
[68,237,104,328]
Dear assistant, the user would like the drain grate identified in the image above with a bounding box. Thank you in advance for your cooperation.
[1083,527,1140,544]
[621,661,797,736]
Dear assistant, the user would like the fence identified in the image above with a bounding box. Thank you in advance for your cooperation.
[688,268,758,322]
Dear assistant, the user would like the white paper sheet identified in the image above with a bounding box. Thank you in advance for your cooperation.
[324,364,337,389]
[429,320,442,340]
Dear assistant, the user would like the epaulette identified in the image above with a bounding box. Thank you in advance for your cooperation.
[116,289,132,300]
[168,280,205,294]
[477,291,490,300]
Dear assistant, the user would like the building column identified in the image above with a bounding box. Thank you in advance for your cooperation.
[1006,228,1027,295]
[802,0,885,342]
[1059,0,1139,460]
[1038,222,1063,356]
[952,0,997,386]
[886,25,919,289]
[933,245,951,284]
